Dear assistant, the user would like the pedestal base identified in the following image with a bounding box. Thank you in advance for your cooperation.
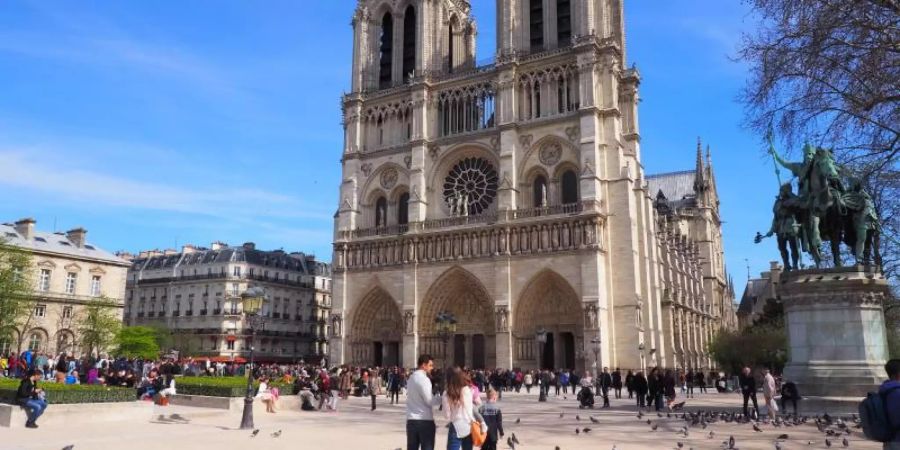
[780,266,890,399]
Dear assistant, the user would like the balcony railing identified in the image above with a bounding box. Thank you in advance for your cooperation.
[353,224,409,238]
[511,203,582,219]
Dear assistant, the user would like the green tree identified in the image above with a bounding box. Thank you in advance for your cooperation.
[76,297,121,357]
[115,326,160,359]
[0,238,35,352]
[709,301,789,374]
[146,324,174,352]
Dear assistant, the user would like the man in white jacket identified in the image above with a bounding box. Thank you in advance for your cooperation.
[407,354,441,450]
[762,368,778,420]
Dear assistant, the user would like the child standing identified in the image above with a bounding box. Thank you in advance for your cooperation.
[479,388,504,450]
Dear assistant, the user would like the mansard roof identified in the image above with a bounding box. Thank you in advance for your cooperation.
[737,278,768,316]
[131,246,329,275]
[0,223,129,266]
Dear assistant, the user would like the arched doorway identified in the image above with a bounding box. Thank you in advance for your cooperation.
[419,267,495,369]
[349,287,403,367]
[513,270,582,371]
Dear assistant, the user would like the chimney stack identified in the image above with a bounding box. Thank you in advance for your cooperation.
[182,244,197,254]
[14,218,35,240]
[211,241,227,251]
[242,242,256,251]
[66,227,87,248]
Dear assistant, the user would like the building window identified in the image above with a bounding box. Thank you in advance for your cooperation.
[28,333,42,351]
[379,12,394,89]
[39,269,51,292]
[34,304,46,317]
[398,192,410,225]
[90,275,102,297]
[533,175,548,207]
[227,340,235,350]
[402,5,416,82]
[529,0,544,51]
[561,170,579,204]
[62,306,73,319]
[556,0,571,45]
[231,283,239,297]
[234,266,241,277]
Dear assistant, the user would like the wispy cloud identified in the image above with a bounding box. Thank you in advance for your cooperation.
[0,149,331,222]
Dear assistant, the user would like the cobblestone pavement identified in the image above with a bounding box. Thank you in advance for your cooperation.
[5,390,878,450]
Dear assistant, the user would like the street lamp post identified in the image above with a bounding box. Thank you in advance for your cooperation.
[435,311,457,369]
[536,328,548,402]
[239,287,267,430]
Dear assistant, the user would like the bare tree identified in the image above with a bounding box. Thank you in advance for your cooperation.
[739,0,900,281]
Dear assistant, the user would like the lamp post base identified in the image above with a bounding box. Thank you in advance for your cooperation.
[239,396,254,429]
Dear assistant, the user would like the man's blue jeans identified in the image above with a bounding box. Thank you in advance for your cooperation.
[23,399,47,423]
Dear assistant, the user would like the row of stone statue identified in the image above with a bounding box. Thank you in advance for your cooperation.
[448,191,470,217]
[756,143,881,271]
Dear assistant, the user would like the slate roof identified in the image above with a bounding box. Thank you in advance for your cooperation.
[647,170,698,206]
[131,247,329,275]
[0,223,130,266]
[737,278,768,316]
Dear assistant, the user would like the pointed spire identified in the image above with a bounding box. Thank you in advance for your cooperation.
[693,137,708,194]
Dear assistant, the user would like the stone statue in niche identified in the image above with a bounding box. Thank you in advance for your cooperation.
[403,311,415,335]
[448,193,458,216]
[541,184,548,207]
[462,192,470,217]
[494,306,509,332]
[331,315,343,336]
[583,303,598,329]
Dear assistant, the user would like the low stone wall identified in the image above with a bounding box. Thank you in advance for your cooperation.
[168,394,301,411]
[0,401,150,428]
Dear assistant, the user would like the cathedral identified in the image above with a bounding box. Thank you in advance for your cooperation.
[330,0,737,372]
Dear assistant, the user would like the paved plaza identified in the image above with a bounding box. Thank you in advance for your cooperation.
[5,390,878,450]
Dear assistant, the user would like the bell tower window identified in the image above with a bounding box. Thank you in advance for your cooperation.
[529,0,544,52]
[379,13,394,89]
[402,6,416,82]
[556,0,571,46]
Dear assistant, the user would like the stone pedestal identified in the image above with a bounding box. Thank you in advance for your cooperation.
[781,266,890,398]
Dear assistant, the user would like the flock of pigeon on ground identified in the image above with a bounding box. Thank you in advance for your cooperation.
[500,407,862,450]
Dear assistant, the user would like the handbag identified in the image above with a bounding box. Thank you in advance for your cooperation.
[470,421,487,447]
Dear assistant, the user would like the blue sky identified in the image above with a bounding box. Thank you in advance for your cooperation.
[0,1,783,295]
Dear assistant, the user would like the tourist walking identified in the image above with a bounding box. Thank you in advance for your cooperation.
[738,366,759,419]
[598,367,612,407]
[685,369,695,399]
[389,368,403,405]
[16,369,46,428]
[479,388,504,450]
[612,368,622,399]
[407,355,440,450]
[625,369,635,399]
[762,368,778,420]
[443,368,486,450]
[633,371,648,408]
[523,371,533,394]
[663,370,677,410]
[369,369,379,411]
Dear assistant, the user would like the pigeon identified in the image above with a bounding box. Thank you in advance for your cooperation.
[842,437,849,447]
[251,429,260,437]
[511,433,520,445]
[516,417,521,424]
[560,413,565,418]
[677,442,684,449]
[775,441,783,450]
[707,431,715,439]
[271,430,282,438]
[62,446,74,450]
[647,419,653,425]
[170,413,187,421]
[582,427,592,433]
[753,423,763,432]
[507,437,516,449]
[777,434,789,440]
[590,416,599,423]
[576,415,581,421]
[826,438,832,447]
[575,428,581,435]
[651,423,659,431]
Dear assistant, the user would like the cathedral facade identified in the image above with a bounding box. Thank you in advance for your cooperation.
[330,0,735,372]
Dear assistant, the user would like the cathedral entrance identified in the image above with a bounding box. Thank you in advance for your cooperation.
[419,267,495,369]
[349,287,403,367]
[513,270,583,371]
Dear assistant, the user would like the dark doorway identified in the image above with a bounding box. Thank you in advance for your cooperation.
[561,332,575,369]
[374,341,384,367]
[386,341,400,367]
[453,334,466,368]
[472,334,486,369]
[542,333,555,369]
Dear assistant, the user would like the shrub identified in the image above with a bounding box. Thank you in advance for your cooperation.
[0,379,135,404]
[175,376,293,398]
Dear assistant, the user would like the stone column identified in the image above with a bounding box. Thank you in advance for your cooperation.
[781,266,891,397]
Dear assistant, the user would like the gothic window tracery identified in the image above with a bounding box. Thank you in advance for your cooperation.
[443,157,499,216]
[379,12,394,89]
[438,82,496,137]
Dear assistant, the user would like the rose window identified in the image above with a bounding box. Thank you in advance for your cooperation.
[443,157,499,215]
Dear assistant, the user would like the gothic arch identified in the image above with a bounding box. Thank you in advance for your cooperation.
[25,327,50,353]
[513,269,583,370]
[419,266,496,368]
[517,134,578,181]
[348,286,403,366]
[55,329,75,355]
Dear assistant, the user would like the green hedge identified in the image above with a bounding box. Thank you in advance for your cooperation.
[0,379,135,404]
[175,376,293,398]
